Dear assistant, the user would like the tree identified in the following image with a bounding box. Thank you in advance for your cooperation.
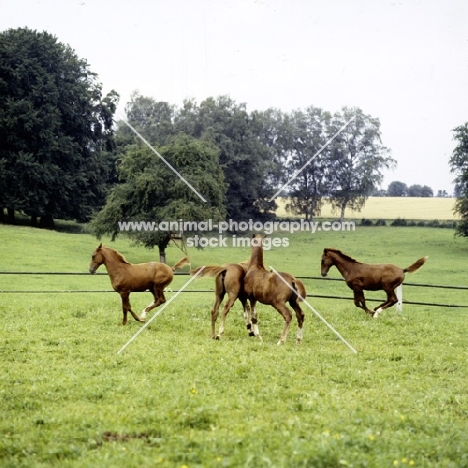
[281,106,332,220]
[0,27,118,226]
[408,184,433,197]
[372,188,387,197]
[116,94,278,221]
[327,107,395,221]
[121,91,175,147]
[91,133,226,262]
[421,185,434,197]
[175,96,277,220]
[449,123,468,236]
[387,181,408,197]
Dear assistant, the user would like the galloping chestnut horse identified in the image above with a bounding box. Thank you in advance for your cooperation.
[190,262,252,340]
[320,248,428,317]
[244,235,306,345]
[89,243,190,324]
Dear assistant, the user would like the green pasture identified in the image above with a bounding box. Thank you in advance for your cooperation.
[1,223,468,467]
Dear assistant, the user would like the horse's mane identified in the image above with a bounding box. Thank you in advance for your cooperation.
[324,248,359,263]
[240,259,268,270]
[103,246,130,264]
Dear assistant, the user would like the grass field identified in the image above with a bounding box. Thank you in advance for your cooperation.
[1,223,468,467]
[276,197,459,221]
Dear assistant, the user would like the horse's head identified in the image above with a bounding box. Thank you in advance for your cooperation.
[320,248,335,277]
[89,243,104,274]
[251,234,265,248]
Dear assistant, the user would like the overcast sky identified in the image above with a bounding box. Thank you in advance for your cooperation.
[2,0,467,194]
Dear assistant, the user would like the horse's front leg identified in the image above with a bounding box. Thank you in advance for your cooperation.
[353,290,375,316]
[120,291,144,324]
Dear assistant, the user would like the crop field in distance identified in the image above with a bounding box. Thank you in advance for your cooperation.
[276,197,458,221]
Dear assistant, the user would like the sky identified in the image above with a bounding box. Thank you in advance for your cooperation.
[2,0,468,194]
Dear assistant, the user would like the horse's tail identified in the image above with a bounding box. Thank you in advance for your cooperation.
[190,265,226,278]
[403,256,428,273]
[291,279,306,303]
[172,256,190,271]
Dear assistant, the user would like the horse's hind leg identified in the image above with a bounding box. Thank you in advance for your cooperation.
[290,301,305,345]
[141,287,166,320]
[216,292,237,340]
[290,282,305,344]
[210,274,226,338]
[240,296,253,336]
[211,292,224,339]
[250,300,262,341]
[275,303,293,345]
[373,289,399,318]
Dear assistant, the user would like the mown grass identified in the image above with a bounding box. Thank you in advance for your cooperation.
[1,224,468,467]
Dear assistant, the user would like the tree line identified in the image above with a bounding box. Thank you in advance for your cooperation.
[91,91,396,257]
[3,27,467,251]
[377,181,440,197]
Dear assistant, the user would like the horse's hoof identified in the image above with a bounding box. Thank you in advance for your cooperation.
[276,340,285,346]
[215,335,221,340]
[249,331,255,337]
[296,339,302,345]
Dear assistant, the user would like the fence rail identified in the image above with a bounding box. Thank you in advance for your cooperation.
[0,271,467,308]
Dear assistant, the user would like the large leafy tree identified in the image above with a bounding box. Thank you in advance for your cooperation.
[91,133,226,262]
[327,107,395,221]
[118,94,277,221]
[281,106,332,220]
[0,27,118,226]
[450,123,468,236]
[175,96,277,220]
